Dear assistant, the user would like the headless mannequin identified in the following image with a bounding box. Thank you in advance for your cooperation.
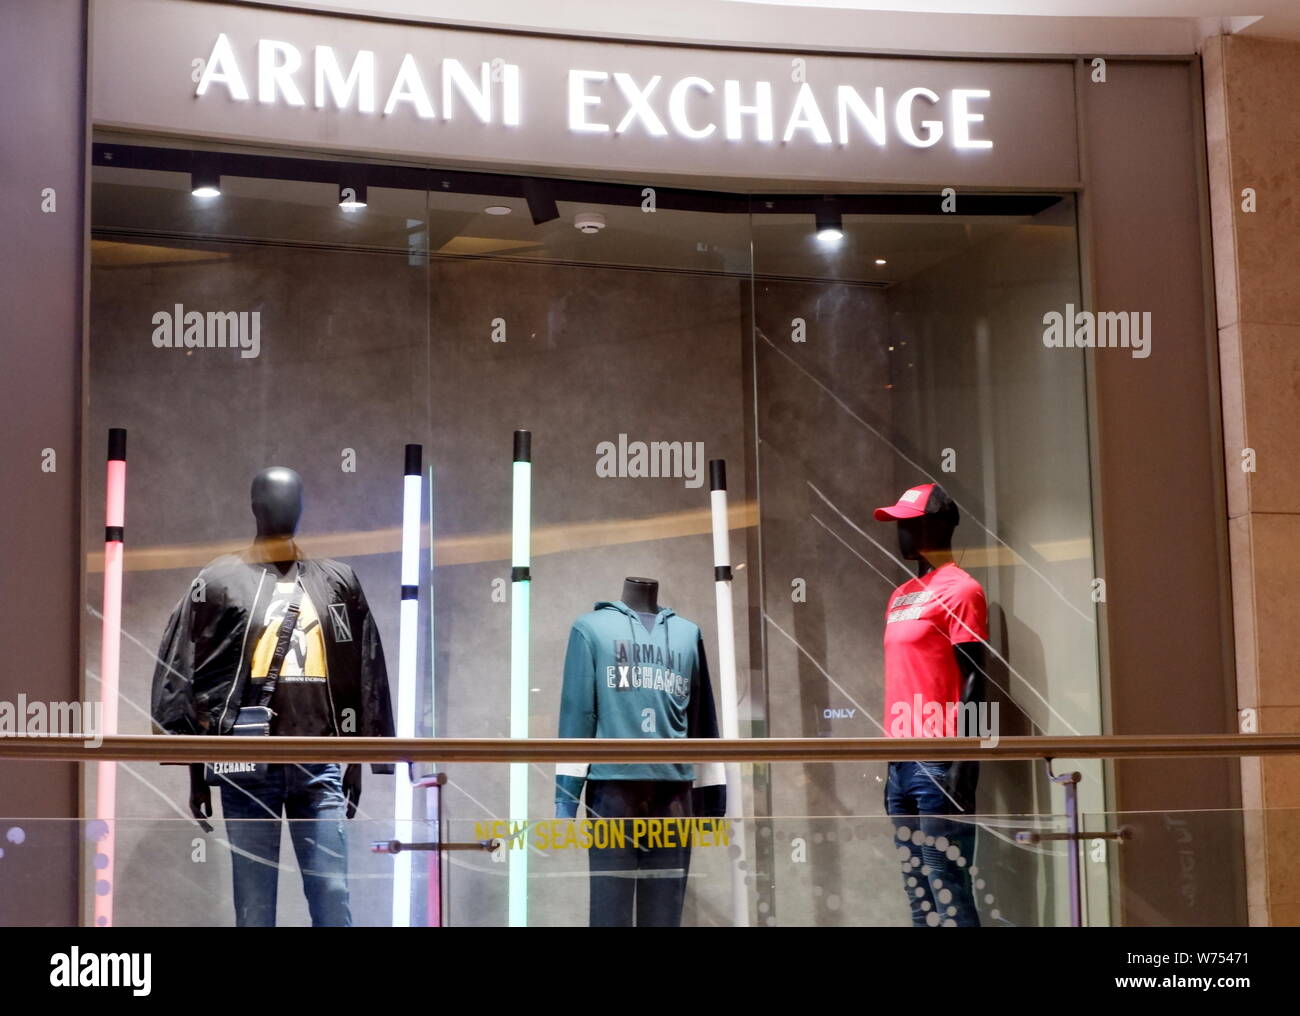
[622,576,661,635]
[588,574,697,927]
[189,467,362,829]
[248,467,303,577]
[895,513,984,706]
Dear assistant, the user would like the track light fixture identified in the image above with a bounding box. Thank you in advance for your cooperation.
[338,175,367,210]
[190,160,221,198]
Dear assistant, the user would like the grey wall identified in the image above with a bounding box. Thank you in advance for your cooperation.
[748,277,901,925]
[0,0,85,928]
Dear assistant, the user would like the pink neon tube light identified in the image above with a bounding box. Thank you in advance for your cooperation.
[94,428,126,927]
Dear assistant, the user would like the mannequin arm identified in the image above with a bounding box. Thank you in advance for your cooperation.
[954,641,986,707]
[187,763,213,833]
[343,764,363,819]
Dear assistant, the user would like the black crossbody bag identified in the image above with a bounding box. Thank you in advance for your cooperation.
[204,586,303,787]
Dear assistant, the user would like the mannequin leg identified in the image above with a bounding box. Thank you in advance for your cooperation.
[885,761,939,927]
[635,782,692,928]
[285,763,351,927]
[586,780,637,926]
[220,765,287,927]
[911,761,980,927]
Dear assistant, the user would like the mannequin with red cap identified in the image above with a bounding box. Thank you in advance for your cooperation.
[874,482,986,927]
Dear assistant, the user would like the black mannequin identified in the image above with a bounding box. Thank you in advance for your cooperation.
[189,467,363,830]
[621,576,660,634]
[879,486,988,928]
[895,513,984,710]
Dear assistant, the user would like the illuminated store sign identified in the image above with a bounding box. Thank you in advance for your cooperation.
[195,34,993,151]
[95,0,1079,186]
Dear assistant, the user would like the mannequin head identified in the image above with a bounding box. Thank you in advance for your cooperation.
[896,509,958,563]
[873,482,959,575]
[621,576,660,614]
[250,467,303,539]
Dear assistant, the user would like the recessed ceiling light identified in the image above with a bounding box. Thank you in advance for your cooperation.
[817,228,844,244]
[484,205,512,215]
[875,258,888,265]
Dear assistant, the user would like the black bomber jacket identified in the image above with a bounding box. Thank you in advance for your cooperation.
[150,546,396,771]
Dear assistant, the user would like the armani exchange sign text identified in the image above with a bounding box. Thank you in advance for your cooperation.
[196,34,995,151]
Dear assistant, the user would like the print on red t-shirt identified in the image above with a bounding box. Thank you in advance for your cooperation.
[883,562,988,738]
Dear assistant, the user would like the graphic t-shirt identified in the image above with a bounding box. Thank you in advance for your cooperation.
[882,562,988,738]
[247,580,336,737]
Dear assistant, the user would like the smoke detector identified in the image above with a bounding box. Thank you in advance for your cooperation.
[574,211,606,234]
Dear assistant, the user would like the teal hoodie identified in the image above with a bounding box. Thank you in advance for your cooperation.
[555,600,724,818]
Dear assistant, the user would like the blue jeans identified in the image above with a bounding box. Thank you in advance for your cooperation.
[586,780,692,928]
[885,760,980,927]
[220,763,351,927]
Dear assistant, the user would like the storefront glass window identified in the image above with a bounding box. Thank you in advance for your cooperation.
[86,137,1099,926]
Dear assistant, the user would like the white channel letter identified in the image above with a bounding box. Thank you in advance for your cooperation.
[501,63,521,126]
[569,70,610,133]
[668,77,716,139]
[314,46,375,113]
[724,79,774,142]
[384,53,436,118]
[613,73,668,136]
[783,83,832,144]
[836,85,886,146]
[895,86,942,148]
[195,33,250,101]
[257,39,305,107]
[442,59,492,123]
[951,89,992,149]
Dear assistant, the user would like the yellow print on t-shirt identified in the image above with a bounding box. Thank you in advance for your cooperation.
[249,581,328,683]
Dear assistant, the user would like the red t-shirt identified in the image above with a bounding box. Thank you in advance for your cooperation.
[883,562,988,738]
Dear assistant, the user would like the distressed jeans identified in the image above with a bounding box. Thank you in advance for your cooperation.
[220,762,351,927]
[885,760,980,927]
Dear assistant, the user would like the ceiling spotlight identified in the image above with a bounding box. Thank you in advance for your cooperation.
[338,181,367,211]
[484,205,512,216]
[875,258,888,266]
[814,207,843,244]
[190,165,221,198]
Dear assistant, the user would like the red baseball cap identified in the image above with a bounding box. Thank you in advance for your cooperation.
[873,482,955,521]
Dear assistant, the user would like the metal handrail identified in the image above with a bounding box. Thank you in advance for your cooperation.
[0,731,1294,764]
